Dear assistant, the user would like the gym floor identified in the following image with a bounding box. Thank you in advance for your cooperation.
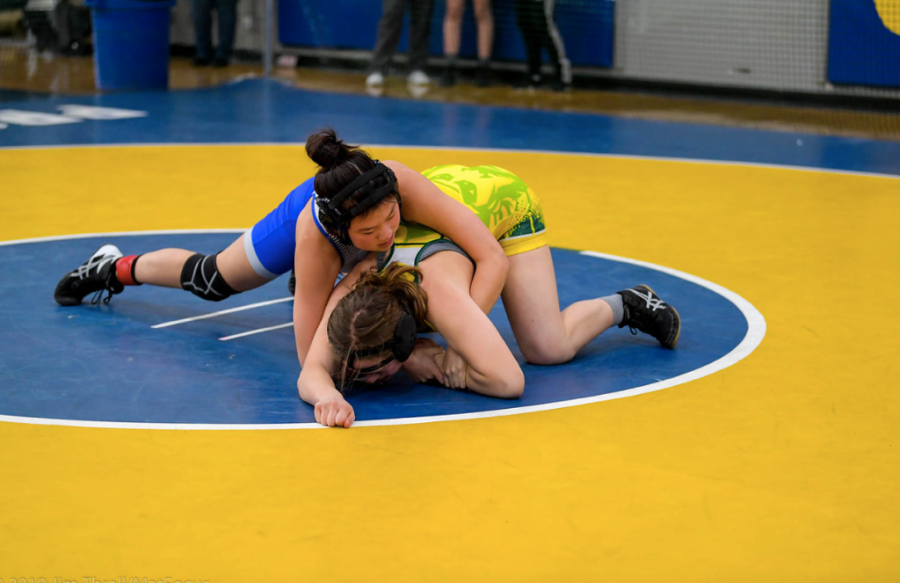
[2,48,900,581]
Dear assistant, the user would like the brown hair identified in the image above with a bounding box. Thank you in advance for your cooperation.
[306,128,400,239]
[327,263,428,391]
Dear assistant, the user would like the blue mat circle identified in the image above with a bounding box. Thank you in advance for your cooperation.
[0,232,758,427]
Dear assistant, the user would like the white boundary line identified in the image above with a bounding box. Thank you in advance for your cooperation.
[0,230,766,430]
[154,297,293,329]
[0,229,247,247]
[0,142,898,180]
[219,322,293,341]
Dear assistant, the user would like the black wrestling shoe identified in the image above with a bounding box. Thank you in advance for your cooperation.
[288,268,296,296]
[617,285,680,349]
[54,244,124,306]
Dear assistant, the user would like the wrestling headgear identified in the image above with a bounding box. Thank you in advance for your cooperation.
[317,162,398,240]
[350,310,417,369]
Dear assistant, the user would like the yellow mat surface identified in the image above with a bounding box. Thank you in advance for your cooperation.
[2,145,899,581]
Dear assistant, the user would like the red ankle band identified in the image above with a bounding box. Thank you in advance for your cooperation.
[116,255,142,286]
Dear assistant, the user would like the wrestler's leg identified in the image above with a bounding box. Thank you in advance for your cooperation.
[501,245,614,365]
[207,233,270,292]
[54,235,265,306]
[132,234,268,293]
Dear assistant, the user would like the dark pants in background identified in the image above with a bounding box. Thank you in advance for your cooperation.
[513,0,571,84]
[369,0,435,73]
[192,0,239,61]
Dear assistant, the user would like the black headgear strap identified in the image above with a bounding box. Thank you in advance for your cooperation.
[351,310,417,367]
[319,162,397,225]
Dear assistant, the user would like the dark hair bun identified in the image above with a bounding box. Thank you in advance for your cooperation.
[306,128,354,170]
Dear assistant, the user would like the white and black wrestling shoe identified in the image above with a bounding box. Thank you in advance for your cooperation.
[617,284,681,349]
[54,244,124,306]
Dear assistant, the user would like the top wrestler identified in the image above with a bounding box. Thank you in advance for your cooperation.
[53,129,509,381]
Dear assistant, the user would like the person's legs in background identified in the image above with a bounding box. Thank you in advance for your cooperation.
[367,0,410,88]
[407,0,435,85]
[513,0,544,87]
[441,0,493,87]
[191,0,213,66]
[440,0,464,87]
[536,0,571,90]
[214,0,239,66]
[472,0,493,86]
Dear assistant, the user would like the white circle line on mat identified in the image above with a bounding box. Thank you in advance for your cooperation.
[0,231,766,430]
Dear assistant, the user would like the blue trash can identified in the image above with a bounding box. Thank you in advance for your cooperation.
[86,0,177,90]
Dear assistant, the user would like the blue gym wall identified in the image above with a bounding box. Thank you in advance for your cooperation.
[277,0,615,68]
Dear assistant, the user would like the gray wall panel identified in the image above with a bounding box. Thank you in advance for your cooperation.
[613,0,830,92]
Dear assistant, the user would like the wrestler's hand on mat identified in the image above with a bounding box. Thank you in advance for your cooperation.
[315,397,355,428]
[436,348,468,390]
[402,339,445,384]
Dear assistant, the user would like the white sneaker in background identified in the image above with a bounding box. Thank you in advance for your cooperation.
[365,71,385,88]
[276,54,298,69]
[407,70,430,86]
[408,84,429,98]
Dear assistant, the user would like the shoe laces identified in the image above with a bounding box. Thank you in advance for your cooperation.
[90,284,115,306]
[623,289,668,335]
[77,253,118,306]
[624,306,639,336]
[73,253,115,280]
[632,288,667,312]
[90,270,118,306]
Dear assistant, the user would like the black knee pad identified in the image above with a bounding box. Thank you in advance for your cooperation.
[180,253,238,302]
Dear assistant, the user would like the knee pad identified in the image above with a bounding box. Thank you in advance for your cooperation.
[180,253,238,302]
